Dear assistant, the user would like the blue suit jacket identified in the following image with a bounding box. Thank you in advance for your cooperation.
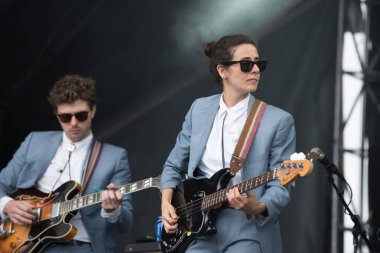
[0,131,133,253]
[160,94,296,253]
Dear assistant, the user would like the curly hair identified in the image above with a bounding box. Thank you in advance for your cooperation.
[203,34,257,86]
[47,74,96,112]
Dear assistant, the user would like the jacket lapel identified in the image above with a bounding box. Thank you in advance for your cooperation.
[190,95,220,171]
[37,132,62,178]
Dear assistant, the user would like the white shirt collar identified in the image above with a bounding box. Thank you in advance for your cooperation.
[62,132,93,151]
[218,93,250,120]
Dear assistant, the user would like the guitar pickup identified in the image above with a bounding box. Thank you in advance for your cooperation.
[32,207,42,221]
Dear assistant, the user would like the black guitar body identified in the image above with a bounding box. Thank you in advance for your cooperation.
[160,168,233,253]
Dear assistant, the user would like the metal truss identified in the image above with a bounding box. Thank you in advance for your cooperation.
[333,0,380,253]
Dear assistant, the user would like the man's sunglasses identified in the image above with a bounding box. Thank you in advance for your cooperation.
[221,59,268,73]
[57,111,89,123]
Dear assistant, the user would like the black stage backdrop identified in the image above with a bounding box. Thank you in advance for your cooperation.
[0,0,340,252]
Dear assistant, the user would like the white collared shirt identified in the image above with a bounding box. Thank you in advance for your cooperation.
[37,132,93,242]
[198,94,250,186]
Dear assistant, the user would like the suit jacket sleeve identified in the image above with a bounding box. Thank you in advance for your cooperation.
[255,112,296,226]
[105,148,134,233]
[0,133,36,199]
[160,99,199,191]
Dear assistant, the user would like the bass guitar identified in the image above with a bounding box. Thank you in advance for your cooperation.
[0,176,161,253]
[160,158,313,253]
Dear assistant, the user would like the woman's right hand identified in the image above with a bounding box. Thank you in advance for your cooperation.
[161,189,179,234]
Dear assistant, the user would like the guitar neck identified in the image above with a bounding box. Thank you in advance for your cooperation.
[57,177,160,215]
[201,169,277,210]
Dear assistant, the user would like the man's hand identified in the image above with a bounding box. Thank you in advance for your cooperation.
[100,183,123,213]
[4,200,36,225]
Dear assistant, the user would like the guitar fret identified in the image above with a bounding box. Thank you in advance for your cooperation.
[96,192,101,203]
[88,194,95,205]
[243,181,248,192]
[131,183,137,192]
[124,184,130,194]
[83,195,88,206]
[144,179,151,188]
[52,203,59,217]
[202,196,207,210]
[78,197,84,208]
[72,199,77,209]
[64,202,68,213]
[220,190,225,203]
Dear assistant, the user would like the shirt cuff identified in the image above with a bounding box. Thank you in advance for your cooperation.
[0,196,13,219]
[101,205,121,223]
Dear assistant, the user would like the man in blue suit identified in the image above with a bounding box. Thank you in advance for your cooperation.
[160,34,296,253]
[0,74,133,252]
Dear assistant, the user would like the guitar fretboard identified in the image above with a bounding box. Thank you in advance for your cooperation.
[201,169,277,210]
[52,177,160,216]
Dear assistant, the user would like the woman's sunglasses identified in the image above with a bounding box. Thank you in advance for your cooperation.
[57,111,89,123]
[221,59,268,73]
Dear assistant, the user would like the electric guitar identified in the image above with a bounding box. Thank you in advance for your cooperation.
[160,158,314,253]
[0,176,161,253]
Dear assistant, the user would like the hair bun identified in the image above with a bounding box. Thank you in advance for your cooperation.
[203,41,216,58]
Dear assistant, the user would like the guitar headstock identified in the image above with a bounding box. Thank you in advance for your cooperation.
[276,156,314,186]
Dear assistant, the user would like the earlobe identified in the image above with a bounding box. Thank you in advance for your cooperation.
[216,64,227,80]
[91,105,97,118]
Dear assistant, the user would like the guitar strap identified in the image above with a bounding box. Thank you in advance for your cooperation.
[81,140,103,195]
[229,99,267,175]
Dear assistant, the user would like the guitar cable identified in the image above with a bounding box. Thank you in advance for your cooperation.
[49,150,73,197]
[221,111,227,171]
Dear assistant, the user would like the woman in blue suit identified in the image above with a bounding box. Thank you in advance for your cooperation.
[160,34,296,253]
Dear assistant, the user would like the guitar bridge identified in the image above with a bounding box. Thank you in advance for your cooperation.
[0,219,15,239]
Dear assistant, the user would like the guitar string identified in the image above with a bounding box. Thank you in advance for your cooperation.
[172,166,300,218]
[173,169,281,217]
[174,167,303,221]
[174,164,305,218]
[19,177,161,221]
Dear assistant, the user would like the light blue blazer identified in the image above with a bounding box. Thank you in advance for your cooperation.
[0,131,133,253]
[160,94,296,253]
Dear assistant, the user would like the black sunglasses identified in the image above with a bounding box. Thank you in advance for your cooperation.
[57,111,89,123]
[221,59,268,73]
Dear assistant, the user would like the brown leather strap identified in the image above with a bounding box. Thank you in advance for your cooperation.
[81,140,103,194]
[230,99,267,174]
